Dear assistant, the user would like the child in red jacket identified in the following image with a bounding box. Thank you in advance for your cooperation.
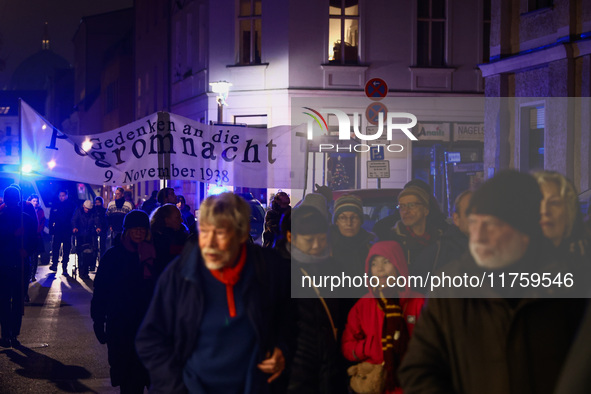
[342,241,424,394]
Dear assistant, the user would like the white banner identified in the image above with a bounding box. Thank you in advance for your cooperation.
[21,100,293,188]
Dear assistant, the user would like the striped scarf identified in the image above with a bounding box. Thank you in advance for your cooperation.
[376,291,409,391]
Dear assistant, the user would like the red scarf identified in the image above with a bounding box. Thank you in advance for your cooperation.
[406,226,431,247]
[209,244,247,318]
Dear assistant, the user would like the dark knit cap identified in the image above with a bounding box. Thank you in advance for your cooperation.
[123,210,150,230]
[3,186,20,206]
[292,205,329,235]
[333,194,363,224]
[468,170,543,239]
[300,193,329,221]
[398,186,430,208]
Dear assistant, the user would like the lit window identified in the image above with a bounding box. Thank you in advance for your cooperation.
[238,0,262,64]
[417,0,446,67]
[329,0,359,64]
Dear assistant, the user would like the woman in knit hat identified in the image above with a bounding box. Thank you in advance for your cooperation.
[330,194,376,299]
[91,210,156,393]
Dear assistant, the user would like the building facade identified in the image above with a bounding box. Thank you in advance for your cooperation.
[480,0,591,194]
[133,0,490,208]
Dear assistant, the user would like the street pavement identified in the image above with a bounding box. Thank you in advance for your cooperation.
[0,258,144,393]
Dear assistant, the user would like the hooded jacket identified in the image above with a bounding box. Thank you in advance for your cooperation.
[342,241,424,394]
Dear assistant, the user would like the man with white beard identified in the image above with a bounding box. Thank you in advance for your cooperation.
[399,170,586,394]
[136,193,291,393]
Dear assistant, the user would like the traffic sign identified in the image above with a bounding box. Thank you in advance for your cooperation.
[367,160,390,179]
[369,147,384,161]
[365,78,388,99]
[365,102,388,126]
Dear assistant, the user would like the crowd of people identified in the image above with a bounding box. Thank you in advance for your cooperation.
[0,185,195,351]
[0,168,590,393]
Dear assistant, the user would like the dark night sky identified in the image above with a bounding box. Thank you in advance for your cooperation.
[0,0,133,89]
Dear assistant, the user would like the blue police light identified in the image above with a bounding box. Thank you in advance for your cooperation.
[21,164,33,174]
[208,185,229,196]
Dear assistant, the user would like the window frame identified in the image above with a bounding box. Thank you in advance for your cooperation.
[415,0,448,67]
[518,101,546,172]
[237,0,262,65]
[328,0,360,65]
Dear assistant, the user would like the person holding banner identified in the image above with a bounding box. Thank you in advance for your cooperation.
[106,187,134,243]
[94,196,108,263]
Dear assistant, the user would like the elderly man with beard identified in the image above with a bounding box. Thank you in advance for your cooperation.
[136,193,291,394]
[399,170,586,394]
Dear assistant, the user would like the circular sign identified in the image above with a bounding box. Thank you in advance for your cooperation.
[365,102,388,126]
[365,78,388,100]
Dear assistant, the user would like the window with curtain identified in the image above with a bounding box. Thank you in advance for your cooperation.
[238,0,262,64]
[329,0,359,64]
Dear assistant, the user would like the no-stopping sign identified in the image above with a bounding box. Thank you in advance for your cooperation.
[365,78,388,99]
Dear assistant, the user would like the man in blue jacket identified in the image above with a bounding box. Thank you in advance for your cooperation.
[136,192,291,393]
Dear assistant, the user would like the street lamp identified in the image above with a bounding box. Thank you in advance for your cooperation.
[209,81,232,123]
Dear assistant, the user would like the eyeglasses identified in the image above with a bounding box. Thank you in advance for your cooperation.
[396,202,423,211]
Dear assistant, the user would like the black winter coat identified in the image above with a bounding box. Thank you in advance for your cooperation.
[288,257,348,394]
[0,205,37,268]
[411,224,468,293]
[263,206,290,248]
[49,200,76,235]
[90,241,155,386]
[72,207,97,246]
[93,205,108,233]
[381,220,443,278]
[152,227,189,278]
[399,245,586,394]
[135,239,292,394]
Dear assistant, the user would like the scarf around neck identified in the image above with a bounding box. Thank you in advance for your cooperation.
[121,236,156,279]
[291,243,330,264]
[406,225,431,247]
[374,289,409,391]
[209,244,247,318]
